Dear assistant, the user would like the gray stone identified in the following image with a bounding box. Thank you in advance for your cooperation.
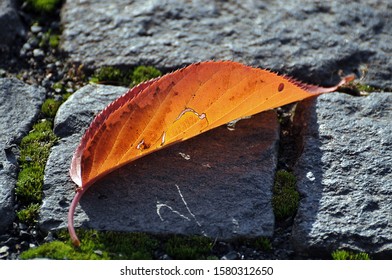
[0,0,26,51]
[61,0,392,89]
[0,78,46,233]
[39,84,279,239]
[292,92,392,258]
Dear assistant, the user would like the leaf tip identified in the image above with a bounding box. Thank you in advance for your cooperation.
[340,74,356,86]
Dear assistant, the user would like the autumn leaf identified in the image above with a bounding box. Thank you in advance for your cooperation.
[68,61,354,246]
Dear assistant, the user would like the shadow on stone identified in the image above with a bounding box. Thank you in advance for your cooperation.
[39,84,279,241]
[291,98,325,257]
[76,112,278,240]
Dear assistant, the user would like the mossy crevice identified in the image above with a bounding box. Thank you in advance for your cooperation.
[19,230,147,260]
[24,0,63,14]
[338,80,381,96]
[90,65,161,87]
[38,29,61,49]
[15,119,58,224]
[20,230,218,260]
[20,228,276,260]
[272,170,299,221]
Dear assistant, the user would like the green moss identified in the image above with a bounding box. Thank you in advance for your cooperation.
[49,34,60,48]
[52,82,63,91]
[272,170,299,221]
[20,241,106,260]
[21,230,159,260]
[90,65,161,87]
[332,250,370,260]
[249,237,272,252]
[19,120,57,168]
[38,29,61,50]
[15,166,44,204]
[25,0,62,13]
[16,119,58,224]
[16,203,41,224]
[164,235,213,260]
[354,83,377,93]
[130,66,161,87]
[339,81,380,96]
[90,66,131,86]
[41,98,61,118]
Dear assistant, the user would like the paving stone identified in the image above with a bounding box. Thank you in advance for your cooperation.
[0,0,26,52]
[61,0,392,89]
[39,83,279,239]
[0,78,46,233]
[292,92,392,258]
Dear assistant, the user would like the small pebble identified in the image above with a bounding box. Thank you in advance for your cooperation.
[27,37,39,48]
[31,25,42,33]
[33,49,45,58]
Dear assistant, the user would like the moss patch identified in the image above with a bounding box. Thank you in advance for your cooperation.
[16,203,41,224]
[37,29,61,50]
[130,66,162,87]
[332,250,370,260]
[20,230,159,260]
[41,98,61,118]
[272,170,299,221]
[25,0,63,13]
[20,229,222,260]
[339,81,380,96]
[90,65,161,87]
[164,235,213,260]
[15,119,58,224]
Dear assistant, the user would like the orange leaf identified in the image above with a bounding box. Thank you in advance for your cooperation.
[68,61,354,245]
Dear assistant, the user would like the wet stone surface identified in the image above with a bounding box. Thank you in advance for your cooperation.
[292,92,392,258]
[39,84,280,239]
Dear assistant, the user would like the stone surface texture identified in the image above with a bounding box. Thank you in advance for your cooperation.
[61,0,392,88]
[39,84,279,239]
[0,0,26,51]
[0,78,45,233]
[292,92,392,257]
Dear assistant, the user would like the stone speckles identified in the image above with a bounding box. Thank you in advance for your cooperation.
[292,92,392,258]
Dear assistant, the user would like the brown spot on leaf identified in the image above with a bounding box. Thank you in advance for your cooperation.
[278,83,284,92]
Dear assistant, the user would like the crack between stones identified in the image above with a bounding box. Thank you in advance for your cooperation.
[271,100,314,259]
